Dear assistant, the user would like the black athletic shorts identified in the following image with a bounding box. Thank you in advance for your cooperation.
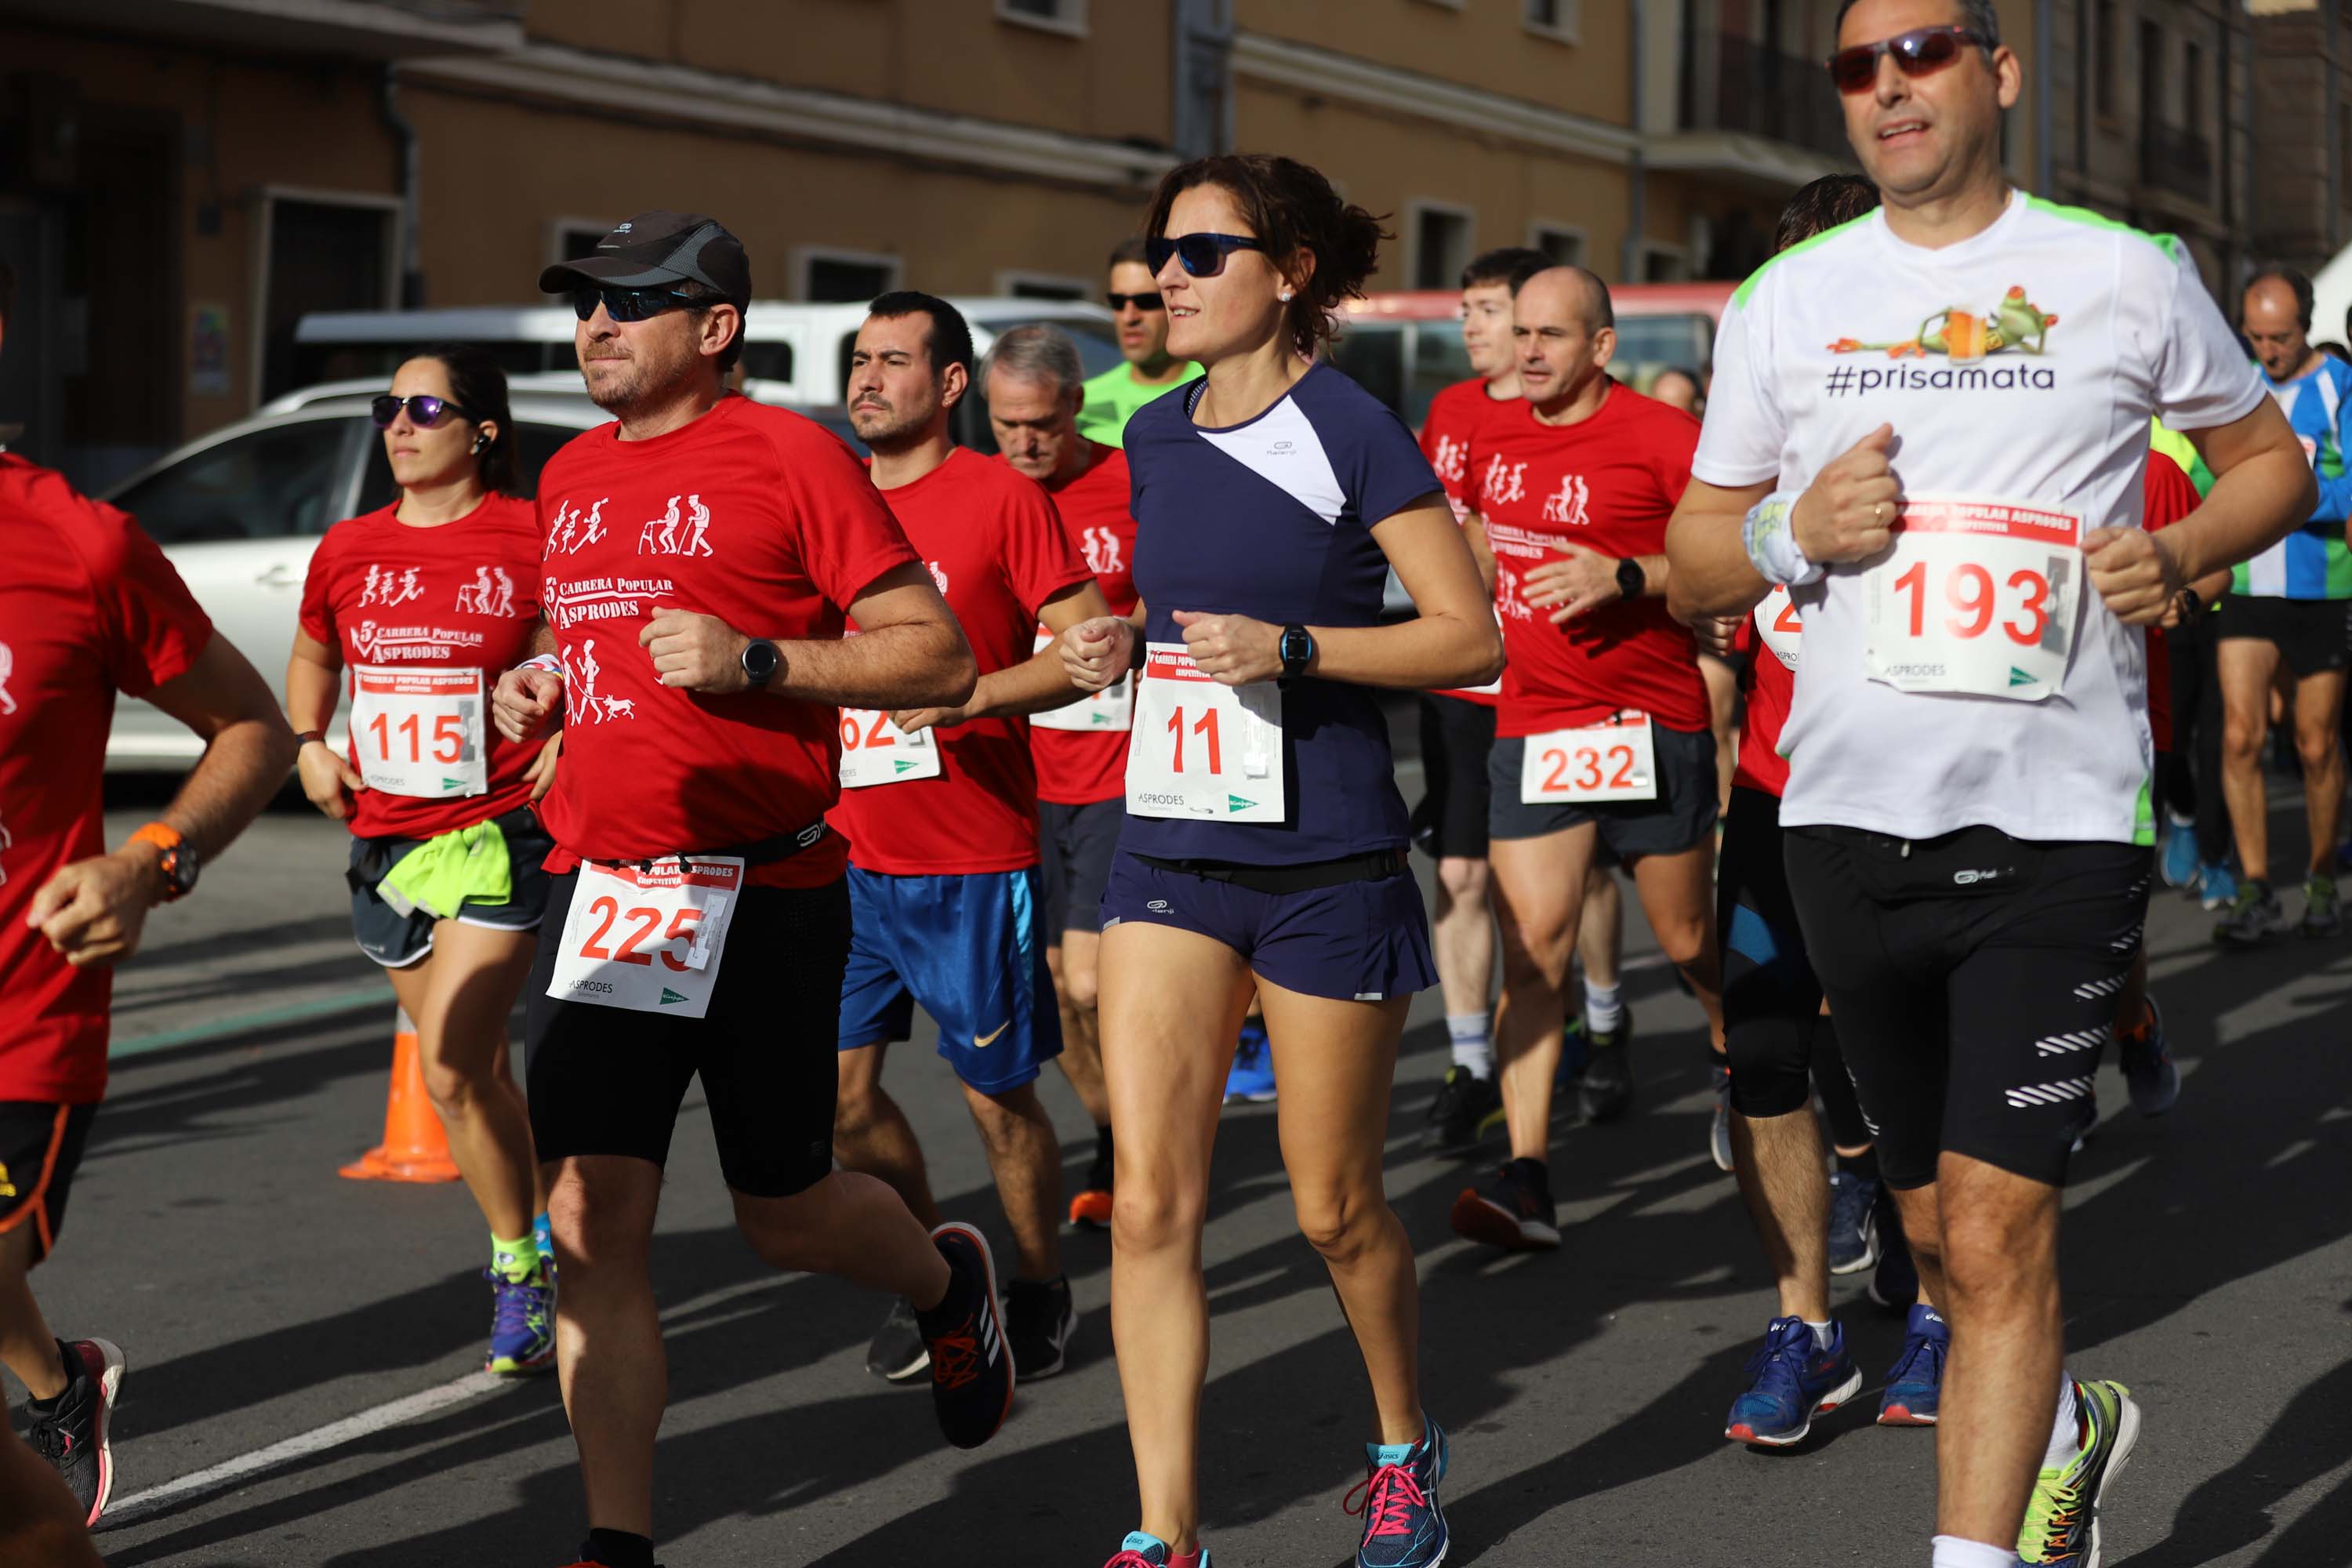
[2216,592,2352,678]
[524,872,851,1199]
[1410,693,1497,861]
[1717,786,1824,1119]
[347,810,555,969]
[1487,724,1719,859]
[0,1103,98,1265]
[1784,823,2151,1190]
[1039,797,1123,938]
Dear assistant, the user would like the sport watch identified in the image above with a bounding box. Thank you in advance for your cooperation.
[1615,557,1646,601]
[1278,623,1316,684]
[739,637,782,688]
[128,822,199,902]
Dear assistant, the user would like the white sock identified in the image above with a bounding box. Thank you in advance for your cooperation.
[1584,980,1624,1034]
[1930,1536,2016,1568]
[1446,1013,1493,1078]
[1803,1319,1834,1352]
[2044,1374,2080,1470]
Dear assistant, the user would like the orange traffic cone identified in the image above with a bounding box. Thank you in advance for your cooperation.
[339,1007,461,1182]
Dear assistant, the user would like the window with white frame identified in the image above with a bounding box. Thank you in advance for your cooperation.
[794,248,903,303]
[1410,201,1475,291]
[997,0,1086,37]
[1523,0,1580,43]
[1529,224,1587,268]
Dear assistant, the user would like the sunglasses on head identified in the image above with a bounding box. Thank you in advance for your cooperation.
[1825,24,1987,96]
[1145,232,1269,279]
[370,394,474,430]
[568,284,698,323]
[1106,290,1165,312]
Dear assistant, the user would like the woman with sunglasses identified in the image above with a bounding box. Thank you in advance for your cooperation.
[287,345,561,1376]
[1058,155,1500,1568]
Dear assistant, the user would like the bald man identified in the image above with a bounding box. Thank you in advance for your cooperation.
[2212,268,2352,945]
[1447,267,1729,1252]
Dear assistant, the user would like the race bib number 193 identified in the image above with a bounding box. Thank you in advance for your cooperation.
[1862,495,2078,702]
[546,858,743,1018]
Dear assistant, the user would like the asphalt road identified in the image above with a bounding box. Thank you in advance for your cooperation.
[30,766,2352,1567]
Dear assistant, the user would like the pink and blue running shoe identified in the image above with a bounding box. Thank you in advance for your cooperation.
[1347,1417,1450,1568]
[1725,1316,1861,1446]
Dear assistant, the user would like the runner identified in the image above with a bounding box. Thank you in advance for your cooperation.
[983,323,1140,1229]
[1448,263,1727,1254]
[0,256,297,1528]
[2212,266,2352,944]
[495,211,1012,1568]
[1077,236,1204,448]
[288,345,560,1377]
[1058,153,1499,1568]
[830,294,1109,1387]
[1664,9,2312,1565]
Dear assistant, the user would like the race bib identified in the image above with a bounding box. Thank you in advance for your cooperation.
[837,707,943,788]
[350,665,487,799]
[546,857,743,1018]
[1754,586,1801,672]
[1028,627,1133,734]
[1125,642,1285,823]
[1520,710,1659,804]
[1862,495,2079,702]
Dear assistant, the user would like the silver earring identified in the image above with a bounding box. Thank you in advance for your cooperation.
[1279,289,1294,301]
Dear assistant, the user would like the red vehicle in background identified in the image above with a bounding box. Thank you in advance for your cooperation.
[1334,282,1737,433]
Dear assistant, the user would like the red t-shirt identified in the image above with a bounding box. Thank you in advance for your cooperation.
[833,447,1092,874]
[1735,448,2205,795]
[1022,444,1138,806]
[533,395,919,890]
[1420,376,1510,708]
[0,457,214,1102]
[298,495,548,841]
[1469,386,1709,737]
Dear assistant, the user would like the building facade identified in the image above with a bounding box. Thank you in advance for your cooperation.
[2247,0,2352,289]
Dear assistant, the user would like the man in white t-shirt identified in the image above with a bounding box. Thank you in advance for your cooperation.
[1664,5,2313,1567]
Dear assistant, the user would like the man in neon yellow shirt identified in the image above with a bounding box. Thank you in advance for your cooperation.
[1076,236,1202,447]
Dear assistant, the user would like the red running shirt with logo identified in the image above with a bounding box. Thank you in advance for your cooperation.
[1419,376,1512,707]
[0,457,215,1101]
[532,396,918,890]
[299,495,548,840]
[1020,444,1138,806]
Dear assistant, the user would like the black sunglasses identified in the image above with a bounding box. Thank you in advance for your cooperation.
[568,284,698,323]
[1106,290,1165,312]
[1145,233,1269,279]
[1826,25,1986,95]
[370,394,475,430]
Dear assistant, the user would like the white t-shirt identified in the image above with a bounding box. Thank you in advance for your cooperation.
[1693,191,2265,845]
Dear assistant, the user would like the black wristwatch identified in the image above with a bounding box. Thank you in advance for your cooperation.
[1616,557,1646,601]
[739,637,782,688]
[1278,623,1316,683]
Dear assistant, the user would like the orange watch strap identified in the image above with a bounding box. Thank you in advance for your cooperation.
[129,822,183,854]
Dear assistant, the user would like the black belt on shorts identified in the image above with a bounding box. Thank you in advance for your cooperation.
[584,819,829,875]
[345,804,543,893]
[1134,848,1408,895]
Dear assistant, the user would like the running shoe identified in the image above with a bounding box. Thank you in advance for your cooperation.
[2158,814,2198,889]
[2114,995,2179,1118]
[1102,1532,1208,1567]
[1868,1190,1919,1311]
[1224,1021,1276,1103]
[1709,1061,1735,1172]
[1422,1065,1504,1155]
[485,1267,557,1375]
[2016,1379,2142,1567]
[24,1337,124,1526]
[1578,1034,1634,1123]
[1876,1303,1948,1425]
[1069,1142,1114,1229]
[2213,878,2284,946]
[1724,1316,1860,1446]
[2300,873,2342,937]
[1006,1274,1076,1381]
[921,1221,1014,1450]
[1448,1157,1559,1250]
[1827,1171,1882,1275]
[867,1295,931,1382]
[2195,859,2237,911]
[1345,1417,1450,1568]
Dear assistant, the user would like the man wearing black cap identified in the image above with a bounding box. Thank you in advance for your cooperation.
[493,212,1013,1568]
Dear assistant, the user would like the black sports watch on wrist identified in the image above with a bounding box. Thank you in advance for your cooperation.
[1278,623,1316,683]
[1615,557,1646,601]
[739,637,782,688]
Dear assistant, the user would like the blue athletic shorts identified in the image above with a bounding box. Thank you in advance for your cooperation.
[1098,850,1436,1004]
[838,864,1063,1094]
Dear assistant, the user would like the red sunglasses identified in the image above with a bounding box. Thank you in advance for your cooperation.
[1825,25,1987,96]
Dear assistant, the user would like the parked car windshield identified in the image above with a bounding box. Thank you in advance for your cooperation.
[108,417,353,544]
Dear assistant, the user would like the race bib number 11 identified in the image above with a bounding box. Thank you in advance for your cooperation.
[1125,643,1286,823]
[1863,495,2079,702]
[546,857,744,1018]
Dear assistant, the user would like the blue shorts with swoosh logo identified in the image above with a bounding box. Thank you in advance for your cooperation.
[837,865,1063,1093]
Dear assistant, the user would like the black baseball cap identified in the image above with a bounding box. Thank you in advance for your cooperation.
[538,211,751,309]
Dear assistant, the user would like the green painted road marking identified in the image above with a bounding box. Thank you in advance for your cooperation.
[109,989,397,1060]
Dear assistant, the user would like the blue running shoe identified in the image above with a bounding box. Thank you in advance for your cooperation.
[1724,1316,1861,1446]
[1878,1303,1949,1425]
[2197,860,2237,913]
[1828,1171,1882,1276]
[1346,1417,1449,1568]
[1224,1021,1276,1103]
[485,1268,556,1375]
[2159,815,2198,890]
[1103,1531,1208,1567]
